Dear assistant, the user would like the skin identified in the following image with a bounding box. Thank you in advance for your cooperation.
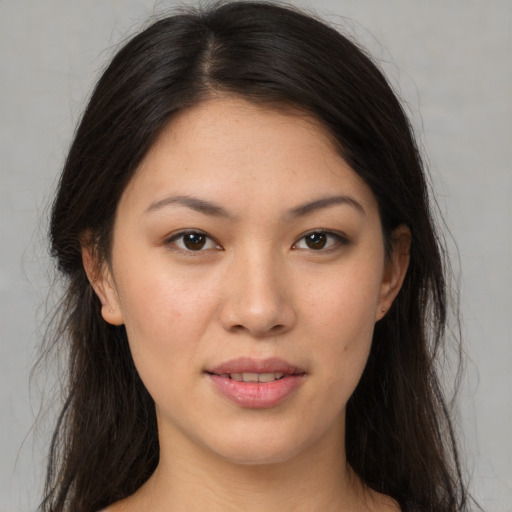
[85,96,410,512]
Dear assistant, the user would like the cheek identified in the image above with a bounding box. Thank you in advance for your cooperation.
[114,266,219,375]
[300,261,382,388]
[303,261,383,341]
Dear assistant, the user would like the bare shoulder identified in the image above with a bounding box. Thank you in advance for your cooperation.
[100,487,401,512]
[100,503,125,512]
[99,493,141,512]
[98,501,126,512]
[365,489,402,512]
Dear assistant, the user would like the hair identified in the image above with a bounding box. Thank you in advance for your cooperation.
[40,2,477,511]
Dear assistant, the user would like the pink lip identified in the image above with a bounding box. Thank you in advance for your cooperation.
[208,357,304,375]
[206,357,306,409]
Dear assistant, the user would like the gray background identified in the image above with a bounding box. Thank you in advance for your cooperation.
[1,1,511,510]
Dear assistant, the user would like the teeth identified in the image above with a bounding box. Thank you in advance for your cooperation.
[258,372,284,382]
[228,372,285,382]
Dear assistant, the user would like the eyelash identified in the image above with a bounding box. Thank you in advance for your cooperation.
[165,229,348,253]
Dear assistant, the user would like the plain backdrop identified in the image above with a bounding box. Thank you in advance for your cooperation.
[1,1,511,511]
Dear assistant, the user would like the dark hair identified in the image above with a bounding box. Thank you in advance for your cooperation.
[41,2,476,511]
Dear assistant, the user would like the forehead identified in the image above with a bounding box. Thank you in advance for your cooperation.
[120,96,378,216]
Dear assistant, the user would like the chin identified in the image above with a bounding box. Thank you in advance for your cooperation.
[215,441,305,467]
[201,419,327,467]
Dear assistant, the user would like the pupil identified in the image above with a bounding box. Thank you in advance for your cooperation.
[306,233,327,249]
[184,233,206,250]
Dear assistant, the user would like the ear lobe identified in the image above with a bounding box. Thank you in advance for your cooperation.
[376,225,411,321]
[81,241,124,326]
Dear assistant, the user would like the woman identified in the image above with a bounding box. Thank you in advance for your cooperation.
[40,2,477,511]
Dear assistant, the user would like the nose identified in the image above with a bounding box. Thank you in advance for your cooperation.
[220,250,296,338]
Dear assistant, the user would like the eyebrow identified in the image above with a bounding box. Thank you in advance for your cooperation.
[145,194,232,218]
[144,193,365,219]
[286,195,365,219]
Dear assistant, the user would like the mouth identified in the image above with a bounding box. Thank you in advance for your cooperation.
[211,372,287,383]
[206,356,306,380]
[205,357,306,408]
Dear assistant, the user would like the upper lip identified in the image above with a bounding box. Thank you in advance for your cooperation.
[207,357,305,375]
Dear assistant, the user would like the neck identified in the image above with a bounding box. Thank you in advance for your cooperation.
[130,420,369,512]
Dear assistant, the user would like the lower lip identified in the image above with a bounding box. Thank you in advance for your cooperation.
[208,374,305,408]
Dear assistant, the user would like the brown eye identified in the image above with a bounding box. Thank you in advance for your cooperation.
[294,231,346,251]
[168,231,219,252]
[183,232,207,250]
[305,232,327,250]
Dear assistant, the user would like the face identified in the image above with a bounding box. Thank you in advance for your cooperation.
[88,97,408,467]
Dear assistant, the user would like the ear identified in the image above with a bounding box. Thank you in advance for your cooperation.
[81,239,124,326]
[376,225,411,321]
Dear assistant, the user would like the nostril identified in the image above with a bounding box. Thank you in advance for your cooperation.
[219,291,296,336]
[228,322,286,337]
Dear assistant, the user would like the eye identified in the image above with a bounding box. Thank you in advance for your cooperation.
[167,231,221,252]
[293,231,347,251]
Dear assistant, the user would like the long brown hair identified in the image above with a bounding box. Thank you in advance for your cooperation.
[41,2,477,511]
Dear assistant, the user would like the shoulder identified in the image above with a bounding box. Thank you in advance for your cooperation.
[367,491,402,512]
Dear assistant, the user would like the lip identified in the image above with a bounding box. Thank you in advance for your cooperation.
[208,357,304,375]
[206,357,306,409]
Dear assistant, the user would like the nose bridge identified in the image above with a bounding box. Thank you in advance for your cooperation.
[220,242,295,336]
